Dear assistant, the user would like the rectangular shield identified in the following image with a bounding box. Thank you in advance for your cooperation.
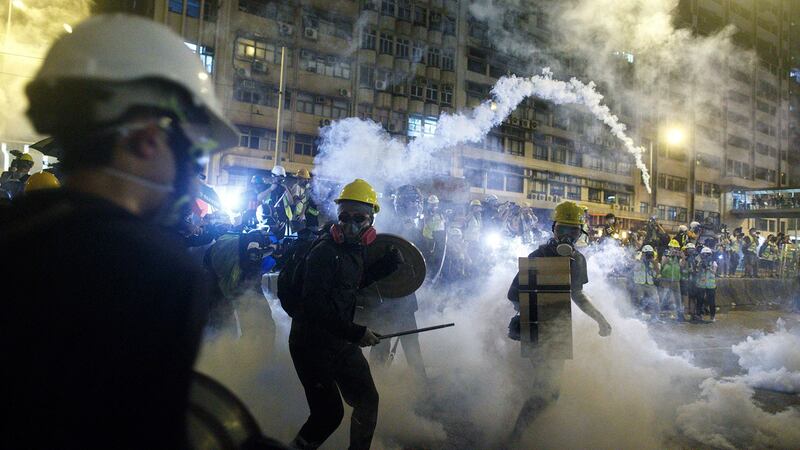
[518,257,572,359]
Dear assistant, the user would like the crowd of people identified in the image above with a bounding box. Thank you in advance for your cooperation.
[599,214,799,323]
[732,192,800,210]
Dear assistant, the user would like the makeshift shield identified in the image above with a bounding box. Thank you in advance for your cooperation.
[366,233,426,298]
[517,256,573,359]
[187,371,264,449]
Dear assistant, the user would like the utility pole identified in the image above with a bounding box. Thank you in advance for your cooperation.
[274,46,286,164]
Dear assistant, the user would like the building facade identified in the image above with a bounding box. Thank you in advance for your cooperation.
[111,0,798,233]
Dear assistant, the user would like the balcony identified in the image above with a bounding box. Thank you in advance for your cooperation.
[730,187,800,218]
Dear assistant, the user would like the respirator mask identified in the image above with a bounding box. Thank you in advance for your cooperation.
[552,224,582,256]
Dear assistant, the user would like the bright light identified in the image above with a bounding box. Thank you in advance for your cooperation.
[666,128,684,145]
[63,23,73,33]
[11,0,25,9]
[217,187,244,215]
[486,232,502,250]
[621,231,628,240]
[198,72,209,81]
[490,101,498,111]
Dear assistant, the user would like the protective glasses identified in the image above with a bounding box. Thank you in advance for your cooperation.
[338,213,370,224]
[554,224,582,240]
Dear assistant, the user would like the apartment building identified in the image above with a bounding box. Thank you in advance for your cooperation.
[111,0,797,232]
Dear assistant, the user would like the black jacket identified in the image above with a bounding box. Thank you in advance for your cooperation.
[290,231,397,348]
[0,189,208,449]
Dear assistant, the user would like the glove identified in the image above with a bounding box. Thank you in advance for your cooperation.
[388,245,405,265]
[508,315,521,341]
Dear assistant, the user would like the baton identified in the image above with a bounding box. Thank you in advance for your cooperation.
[377,323,455,340]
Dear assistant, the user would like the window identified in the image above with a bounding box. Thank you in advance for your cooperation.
[185,43,214,73]
[551,146,566,164]
[465,169,484,188]
[300,49,350,79]
[550,183,565,198]
[410,78,425,99]
[441,85,453,106]
[507,138,524,156]
[697,152,721,169]
[359,65,374,88]
[640,202,650,214]
[429,12,442,31]
[296,92,315,114]
[235,38,292,65]
[380,0,395,16]
[533,145,548,160]
[483,133,503,152]
[486,172,504,190]
[294,134,318,156]
[506,175,524,193]
[396,38,410,59]
[296,93,348,119]
[413,6,427,25]
[425,82,438,102]
[407,114,438,138]
[467,47,487,74]
[657,174,688,192]
[442,48,455,71]
[427,47,440,67]
[266,131,289,153]
[379,33,394,54]
[239,0,292,22]
[237,125,266,149]
[566,185,581,200]
[169,0,200,17]
[443,16,456,35]
[361,29,376,50]
[412,42,425,63]
[397,0,411,20]
[588,188,602,203]
[726,159,751,179]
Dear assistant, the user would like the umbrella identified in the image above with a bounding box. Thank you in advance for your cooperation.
[29,137,63,160]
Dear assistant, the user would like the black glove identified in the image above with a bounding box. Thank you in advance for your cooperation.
[508,315,521,341]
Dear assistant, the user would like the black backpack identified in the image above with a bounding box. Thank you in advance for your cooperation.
[276,236,325,318]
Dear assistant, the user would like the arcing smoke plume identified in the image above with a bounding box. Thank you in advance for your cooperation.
[0,0,91,142]
[315,68,652,198]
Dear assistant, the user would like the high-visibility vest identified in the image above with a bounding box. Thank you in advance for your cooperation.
[634,261,657,285]
[661,257,681,281]
[695,264,717,289]
[423,213,445,239]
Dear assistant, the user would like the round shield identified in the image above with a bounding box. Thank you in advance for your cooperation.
[366,233,427,298]
[187,371,263,450]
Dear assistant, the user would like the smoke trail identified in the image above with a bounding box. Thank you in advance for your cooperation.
[315,69,652,195]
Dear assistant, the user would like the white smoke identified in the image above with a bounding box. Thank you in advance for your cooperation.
[732,318,800,394]
[315,69,652,196]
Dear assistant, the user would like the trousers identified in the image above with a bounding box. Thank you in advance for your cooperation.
[695,288,716,319]
[289,341,379,450]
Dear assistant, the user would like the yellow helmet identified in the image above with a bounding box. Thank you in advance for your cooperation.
[336,179,380,213]
[296,168,311,179]
[24,171,60,193]
[552,201,585,226]
[669,239,681,248]
[469,199,482,207]
[18,153,34,163]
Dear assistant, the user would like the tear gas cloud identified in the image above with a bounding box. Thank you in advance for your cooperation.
[197,241,800,449]
[0,0,91,142]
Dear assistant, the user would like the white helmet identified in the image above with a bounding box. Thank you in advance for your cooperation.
[641,245,655,253]
[701,247,713,254]
[689,221,700,229]
[428,194,440,204]
[271,165,287,177]
[685,242,696,250]
[448,227,462,238]
[679,225,688,232]
[27,14,237,152]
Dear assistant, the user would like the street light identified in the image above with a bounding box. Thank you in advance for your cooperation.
[5,0,26,47]
[666,127,685,146]
[62,23,72,34]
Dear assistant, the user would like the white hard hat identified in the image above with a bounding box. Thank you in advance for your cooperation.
[448,227,462,238]
[690,221,700,228]
[685,243,696,249]
[27,14,237,152]
[428,194,440,204]
[642,245,654,253]
[701,247,713,254]
[271,165,287,177]
[679,225,688,232]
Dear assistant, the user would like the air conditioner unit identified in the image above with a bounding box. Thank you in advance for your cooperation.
[338,88,351,97]
[240,79,256,89]
[511,117,520,126]
[304,27,319,40]
[315,95,326,104]
[530,120,538,130]
[375,80,388,90]
[279,23,294,36]
[538,193,546,200]
[520,119,531,128]
[387,121,397,132]
[300,49,313,59]
[326,55,336,65]
[319,119,332,127]
[546,195,554,202]
[252,60,268,73]
[235,67,249,78]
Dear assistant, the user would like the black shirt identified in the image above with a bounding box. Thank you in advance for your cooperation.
[0,190,208,449]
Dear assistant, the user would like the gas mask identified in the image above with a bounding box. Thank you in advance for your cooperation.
[337,210,373,244]
[552,224,582,256]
